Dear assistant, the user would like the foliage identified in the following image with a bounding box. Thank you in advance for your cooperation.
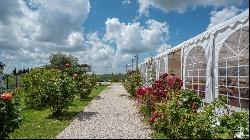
[64,66,97,100]
[146,57,156,84]
[49,52,79,67]
[96,73,126,82]
[21,63,97,116]
[0,92,22,139]
[135,73,183,117]
[123,70,143,96]
[134,71,249,139]
[9,86,107,139]
[154,94,249,139]
[43,71,76,117]
[22,69,58,109]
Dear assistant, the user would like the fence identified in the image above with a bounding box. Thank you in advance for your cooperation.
[0,74,21,94]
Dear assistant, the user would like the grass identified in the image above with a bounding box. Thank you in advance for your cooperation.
[9,85,108,139]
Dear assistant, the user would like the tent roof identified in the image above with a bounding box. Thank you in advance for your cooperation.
[140,9,249,65]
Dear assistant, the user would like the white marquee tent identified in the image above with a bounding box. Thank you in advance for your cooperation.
[139,10,249,109]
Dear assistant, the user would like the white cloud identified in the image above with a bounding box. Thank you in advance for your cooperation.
[207,6,243,29]
[122,0,131,5]
[104,18,170,69]
[138,0,151,17]
[0,0,171,74]
[0,0,91,73]
[156,44,171,54]
[84,32,115,73]
[138,0,244,16]
[104,18,169,54]
[68,32,84,47]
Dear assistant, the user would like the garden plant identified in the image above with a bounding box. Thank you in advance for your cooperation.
[21,63,97,117]
[0,92,22,139]
[127,71,249,139]
[123,70,143,96]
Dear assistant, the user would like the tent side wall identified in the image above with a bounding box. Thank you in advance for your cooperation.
[139,10,249,109]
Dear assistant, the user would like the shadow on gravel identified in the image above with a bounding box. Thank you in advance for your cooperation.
[94,96,104,100]
[46,111,80,121]
[76,111,98,121]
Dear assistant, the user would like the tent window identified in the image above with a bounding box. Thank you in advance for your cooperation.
[159,58,165,76]
[185,46,207,99]
[168,50,181,77]
[218,26,249,109]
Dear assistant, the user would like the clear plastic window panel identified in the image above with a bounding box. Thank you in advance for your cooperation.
[185,46,207,99]
[168,51,181,77]
[218,26,249,109]
[159,58,165,76]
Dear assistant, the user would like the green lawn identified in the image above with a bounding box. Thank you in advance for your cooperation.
[9,85,108,139]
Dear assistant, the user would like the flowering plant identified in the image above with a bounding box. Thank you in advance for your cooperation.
[134,71,249,139]
[135,73,183,117]
[123,70,143,96]
[0,92,21,139]
[64,66,97,100]
[1,92,13,101]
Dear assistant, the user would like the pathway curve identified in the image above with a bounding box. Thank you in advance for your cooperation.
[56,83,152,139]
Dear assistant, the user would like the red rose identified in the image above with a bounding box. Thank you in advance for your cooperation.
[152,111,160,118]
[65,63,71,67]
[148,117,156,123]
[1,92,13,101]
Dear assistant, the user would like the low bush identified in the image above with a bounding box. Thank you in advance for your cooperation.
[0,92,22,139]
[123,70,143,96]
[134,72,249,139]
[135,73,183,117]
[154,95,249,139]
[64,66,97,100]
[43,71,76,117]
[22,64,97,116]
[22,69,58,109]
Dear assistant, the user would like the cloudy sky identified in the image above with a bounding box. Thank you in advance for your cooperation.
[0,0,249,74]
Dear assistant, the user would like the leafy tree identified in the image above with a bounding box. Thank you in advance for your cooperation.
[49,52,79,67]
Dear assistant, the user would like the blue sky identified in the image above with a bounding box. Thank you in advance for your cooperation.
[0,0,249,74]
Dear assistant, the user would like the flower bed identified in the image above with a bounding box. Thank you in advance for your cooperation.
[21,63,97,116]
[126,72,249,139]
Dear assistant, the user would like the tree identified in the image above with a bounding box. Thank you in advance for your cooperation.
[49,52,79,67]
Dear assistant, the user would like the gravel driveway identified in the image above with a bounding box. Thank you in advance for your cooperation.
[56,83,152,139]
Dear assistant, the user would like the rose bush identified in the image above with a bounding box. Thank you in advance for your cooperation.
[44,71,76,116]
[22,69,58,109]
[135,73,183,118]
[134,72,249,139]
[123,70,143,96]
[64,65,97,100]
[21,64,97,116]
[0,92,21,139]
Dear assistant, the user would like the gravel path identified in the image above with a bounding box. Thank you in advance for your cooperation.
[56,83,152,139]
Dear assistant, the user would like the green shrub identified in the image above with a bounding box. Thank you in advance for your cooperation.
[152,91,249,139]
[21,68,76,116]
[0,92,22,139]
[135,73,183,118]
[123,70,143,96]
[44,72,76,116]
[64,66,97,100]
[22,69,58,109]
[134,71,249,139]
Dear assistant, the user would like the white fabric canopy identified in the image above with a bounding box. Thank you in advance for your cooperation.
[139,10,249,108]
